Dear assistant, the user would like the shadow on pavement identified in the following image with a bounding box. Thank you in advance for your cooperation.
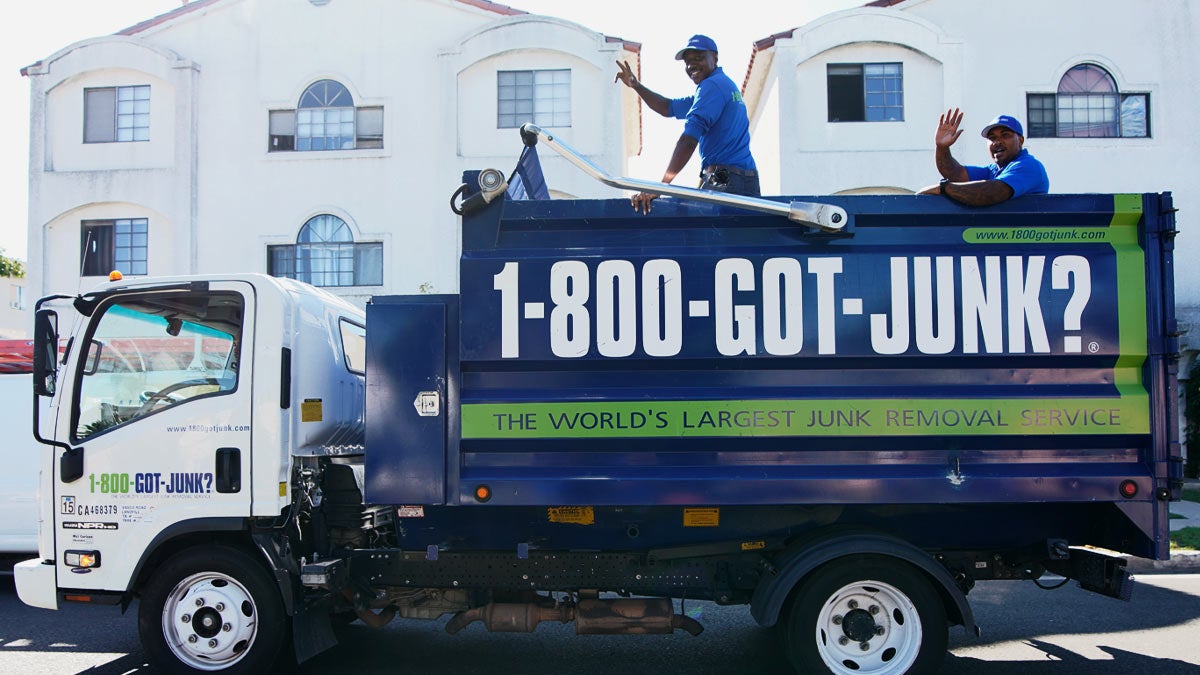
[955,578,1200,645]
[943,641,1200,674]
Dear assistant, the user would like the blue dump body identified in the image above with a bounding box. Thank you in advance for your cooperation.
[365,190,1179,561]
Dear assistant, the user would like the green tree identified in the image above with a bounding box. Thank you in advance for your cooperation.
[1187,360,1200,479]
[0,250,25,278]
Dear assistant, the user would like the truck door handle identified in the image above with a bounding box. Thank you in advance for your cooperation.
[215,447,241,493]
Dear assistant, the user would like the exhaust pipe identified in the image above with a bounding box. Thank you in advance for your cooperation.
[576,599,703,636]
[354,604,397,628]
[342,588,398,628]
[445,598,703,636]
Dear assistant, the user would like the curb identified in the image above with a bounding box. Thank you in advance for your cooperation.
[1124,550,1200,574]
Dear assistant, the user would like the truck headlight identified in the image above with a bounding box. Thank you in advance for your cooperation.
[64,550,101,569]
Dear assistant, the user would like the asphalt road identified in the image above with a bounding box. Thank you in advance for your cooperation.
[2,573,1199,674]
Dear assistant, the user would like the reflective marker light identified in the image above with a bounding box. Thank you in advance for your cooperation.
[1119,480,1138,499]
[64,550,101,568]
[474,485,491,502]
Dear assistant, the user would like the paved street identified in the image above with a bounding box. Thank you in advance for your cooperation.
[2,572,1199,674]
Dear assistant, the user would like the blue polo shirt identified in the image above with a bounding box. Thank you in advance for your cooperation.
[668,66,755,171]
[965,148,1049,199]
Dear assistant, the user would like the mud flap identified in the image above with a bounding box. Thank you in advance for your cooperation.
[293,605,337,663]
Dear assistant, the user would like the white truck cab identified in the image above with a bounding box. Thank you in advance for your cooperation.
[16,273,364,669]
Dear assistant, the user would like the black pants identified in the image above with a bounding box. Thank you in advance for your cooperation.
[700,168,761,197]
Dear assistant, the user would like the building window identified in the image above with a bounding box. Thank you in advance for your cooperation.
[84,85,150,142]
[498,69,571,129]
[827,63,903,122]
[80,218,148,277]
[8,284,25,311]
[268,79,384,152]
[268,214,382,287]
[1026,64,1149,138]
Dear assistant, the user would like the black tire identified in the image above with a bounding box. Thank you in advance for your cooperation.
[137,545,292,674]
[783,555,948,675]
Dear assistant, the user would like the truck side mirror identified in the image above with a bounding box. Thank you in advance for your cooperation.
[33,309,59,397]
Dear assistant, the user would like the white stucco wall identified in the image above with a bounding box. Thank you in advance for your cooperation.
[46,68,175,173]
[747,68,782,196]
[758,8,961,195]
[46,202,176,285]
[25,0,641,306]
[748,0,1200,346]
[0,277,28,338]
[449,15,639,201]
[25,34,198,301]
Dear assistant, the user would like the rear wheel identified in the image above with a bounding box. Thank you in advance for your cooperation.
[783,555,947,675]
[138,546,291,673]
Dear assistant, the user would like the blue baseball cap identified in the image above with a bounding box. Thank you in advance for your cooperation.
[675,34,718,60]
[981,114,1024,138]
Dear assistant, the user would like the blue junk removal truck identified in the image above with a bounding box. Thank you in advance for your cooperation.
[16,125,1180,674]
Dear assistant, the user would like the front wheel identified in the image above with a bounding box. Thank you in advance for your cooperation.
[138,546,291,673]
[783,555,948,675]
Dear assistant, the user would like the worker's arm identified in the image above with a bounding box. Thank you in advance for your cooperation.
[631,134,699,214]
[916,179,1013,206]
[659,134,698,185]
[934,145,970,182]
[933,108,970,182]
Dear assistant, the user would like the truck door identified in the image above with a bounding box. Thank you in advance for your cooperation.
[53,282,254,592]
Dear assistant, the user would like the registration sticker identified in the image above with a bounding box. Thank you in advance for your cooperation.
[683,508,720,527]
[301,399,323,422]
[547,506,595,525]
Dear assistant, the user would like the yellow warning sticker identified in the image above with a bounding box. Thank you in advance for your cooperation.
[301,399,323,422]
[683,508,720,527]
[547,506,595,525]
[741,540,766,551]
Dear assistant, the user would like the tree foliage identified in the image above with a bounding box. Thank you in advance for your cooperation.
[0,250,25,278]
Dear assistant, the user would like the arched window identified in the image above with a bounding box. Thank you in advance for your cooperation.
[1056,64,1118,137]
[1026,64,1148,138]
[297,80,355,151]
[268,79,384,152]
[267,214,383,287]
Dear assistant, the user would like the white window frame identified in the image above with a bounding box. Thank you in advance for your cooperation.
[84,85,150,143]
[497,69,571,129]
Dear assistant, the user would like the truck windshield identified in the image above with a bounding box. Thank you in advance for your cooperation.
[74,292,242,440]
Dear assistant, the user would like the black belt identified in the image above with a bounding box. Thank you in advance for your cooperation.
[703,165,756,177]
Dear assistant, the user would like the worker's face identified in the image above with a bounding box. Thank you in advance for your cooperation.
[681,50,717,84]
[986,126,1024,167]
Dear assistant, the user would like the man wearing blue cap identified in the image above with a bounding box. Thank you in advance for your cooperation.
[919,108,1049,206]
[615,34,758,213]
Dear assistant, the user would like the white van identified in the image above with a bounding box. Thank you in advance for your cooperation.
[0,341,38,570]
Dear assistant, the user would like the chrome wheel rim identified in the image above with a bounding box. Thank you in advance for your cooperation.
[813,578,923,675]
[161,571,258,671]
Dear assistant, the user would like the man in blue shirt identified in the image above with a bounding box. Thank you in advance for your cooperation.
[919,109,1049,206]
[615,34,758,213]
